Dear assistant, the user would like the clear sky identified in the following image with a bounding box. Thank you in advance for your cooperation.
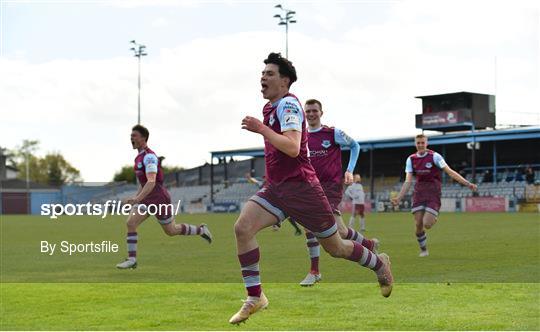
[1,0,538,182]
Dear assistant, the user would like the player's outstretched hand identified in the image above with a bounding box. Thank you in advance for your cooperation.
[242,116,265,134]
[344,171,353,185]
[469,183,478,192]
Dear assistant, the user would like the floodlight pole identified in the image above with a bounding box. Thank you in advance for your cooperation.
[26,150,30,213]
[130,40,148,124]
[274,4,296,58]
[137,56,141,124]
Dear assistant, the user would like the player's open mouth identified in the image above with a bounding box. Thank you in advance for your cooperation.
[261,83,268,93]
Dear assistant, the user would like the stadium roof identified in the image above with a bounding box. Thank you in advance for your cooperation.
[414,91,492,98]
[210,126,540,159]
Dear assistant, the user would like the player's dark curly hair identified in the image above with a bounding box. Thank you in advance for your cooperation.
[132,124,149,142]
[264,52,297,88]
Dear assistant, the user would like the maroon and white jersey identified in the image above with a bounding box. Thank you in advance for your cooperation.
[134,147,164,186]
[405,149,447,195]
[262,93,318,186]
[134,147,169,204]
[307,126,342,184]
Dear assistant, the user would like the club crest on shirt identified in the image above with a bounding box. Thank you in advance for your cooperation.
[137,162,143,169]
[269,114,275,126]
[321,140,331,148]
[425,162,433,168]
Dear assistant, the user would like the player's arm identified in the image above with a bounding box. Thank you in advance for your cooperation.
[442,166,477,191]
[433,152,477,191]
[242,116,301,157]
[392,172,413,205]
[335,128,359,185]
[242,97,303,158]
[265,128,301,158]
[126,154,158,204]
[133,172,156,203]
[392,156,414,205]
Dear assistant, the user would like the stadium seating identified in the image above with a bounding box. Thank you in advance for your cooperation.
[212,182,259,205]
[169,184,224,208]
[377,178,529,201]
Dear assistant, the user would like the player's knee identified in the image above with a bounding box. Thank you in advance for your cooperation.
[424,221,435,230]
[337,227,348,239]
[234,218,253,240]
[423,218,436,229]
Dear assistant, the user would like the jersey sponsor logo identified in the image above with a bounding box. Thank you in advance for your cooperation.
[269,114,275,126]
[321,140,331,148]
[309,150,328,157]
[284,114,299,126]
[283,101,300,113]
[137,162,143,169]
[426,162,433,168]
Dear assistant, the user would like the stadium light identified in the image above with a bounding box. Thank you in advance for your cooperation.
[129,40,148,125]
[273,4,297,58]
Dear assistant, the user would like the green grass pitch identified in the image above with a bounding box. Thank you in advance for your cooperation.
[1,212,539,330]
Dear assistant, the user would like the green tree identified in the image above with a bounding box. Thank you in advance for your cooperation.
[113,165,136,183]
[42,153,81,186]
[10,140,81,186]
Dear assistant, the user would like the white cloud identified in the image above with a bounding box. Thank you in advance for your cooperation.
[1,0,538,181]
[151,17,171,28]
[105,0,200,8]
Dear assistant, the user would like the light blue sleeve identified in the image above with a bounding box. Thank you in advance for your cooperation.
[405,157,413,173]
[334,128,359,173]
[143,153,159,173]
[276,97,304,132]
[433,152,448,169]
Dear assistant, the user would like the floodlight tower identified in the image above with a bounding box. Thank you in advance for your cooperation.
[130,40,148,125]
[273,4,296,58]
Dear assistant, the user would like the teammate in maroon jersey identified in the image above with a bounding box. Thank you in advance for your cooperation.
[299,99,380,286]
[116,125,213,269]
[229,53,393,324]
[392,134,476,257]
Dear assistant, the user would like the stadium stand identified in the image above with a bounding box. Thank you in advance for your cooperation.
[2,127,538,215]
